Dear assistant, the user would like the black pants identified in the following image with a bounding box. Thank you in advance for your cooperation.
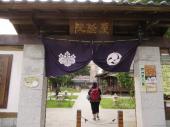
[90,102,100,114]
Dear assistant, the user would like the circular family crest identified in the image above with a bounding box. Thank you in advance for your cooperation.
[107,52,122,66]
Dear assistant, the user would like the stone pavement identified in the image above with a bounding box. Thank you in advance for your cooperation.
[46,89,136,127]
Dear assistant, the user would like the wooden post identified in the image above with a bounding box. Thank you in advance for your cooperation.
[118,110,123,127]
[76,110,81,127]
[164,101,166,119]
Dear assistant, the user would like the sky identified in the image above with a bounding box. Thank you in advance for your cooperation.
[0,19,17,35]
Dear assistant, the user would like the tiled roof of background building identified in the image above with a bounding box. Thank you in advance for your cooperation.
[0,0,170,5]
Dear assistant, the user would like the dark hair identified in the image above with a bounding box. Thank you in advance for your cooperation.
[92,82,97,88]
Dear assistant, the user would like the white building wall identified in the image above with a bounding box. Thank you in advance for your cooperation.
[0,51,23,112]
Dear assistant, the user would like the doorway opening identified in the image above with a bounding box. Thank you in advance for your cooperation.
[45,61,136,127]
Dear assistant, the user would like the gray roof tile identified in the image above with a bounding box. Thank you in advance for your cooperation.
[0,0,170,6]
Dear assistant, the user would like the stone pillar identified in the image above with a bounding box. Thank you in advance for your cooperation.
[17,45,47,127]
[134,47,166,127]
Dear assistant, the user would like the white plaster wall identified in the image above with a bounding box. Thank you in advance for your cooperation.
[0,51,23,112]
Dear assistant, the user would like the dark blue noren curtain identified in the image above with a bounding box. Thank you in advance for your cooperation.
[93,41,139,72]
[43,38,92,77]
[43,38,139,77]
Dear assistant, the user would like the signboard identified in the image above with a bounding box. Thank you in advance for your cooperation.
[70,20,112,35]
[160,49,170,95]
[161,65,170,95]
[144,65,157,92]
[140,66,146,91]
[0,55,13,108]
[140,65,157,92]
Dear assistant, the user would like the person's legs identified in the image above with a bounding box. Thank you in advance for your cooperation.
[93,102,100,120]
[96,102,100,119]
[90,102,96,120]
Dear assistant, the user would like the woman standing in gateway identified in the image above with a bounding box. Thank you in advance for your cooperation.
[88,82,101,120]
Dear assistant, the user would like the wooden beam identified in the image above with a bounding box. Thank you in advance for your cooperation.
[0,35,41,45]
[0,11,170,22]
[0,112,17,118]
[0,3,170,12]
[12,24,39,34]
[10,19,35,25]
[0,46,23,51]
[37,20,69,25]
[0,35,170,47]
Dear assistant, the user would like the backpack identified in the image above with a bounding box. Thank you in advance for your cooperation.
[90,88,100,101]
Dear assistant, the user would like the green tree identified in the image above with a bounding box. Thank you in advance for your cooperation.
[116,72,134,97]
[48,66,90,89]
[48,75,73,87]
[48,75,73,99]
[72,66,90,76]
[165,28,170,38]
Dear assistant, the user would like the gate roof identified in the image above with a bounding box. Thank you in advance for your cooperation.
[0,1,170,37]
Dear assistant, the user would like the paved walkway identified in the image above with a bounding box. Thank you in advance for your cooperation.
[46,89,136,127]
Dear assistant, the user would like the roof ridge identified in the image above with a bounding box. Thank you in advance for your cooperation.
[0,0,170,5]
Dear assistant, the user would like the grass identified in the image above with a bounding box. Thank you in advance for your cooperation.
[60,87,81,93]
[100,98,135,109]
[65,95,78,99]
[47,100,75,108]
[47,87,79,108]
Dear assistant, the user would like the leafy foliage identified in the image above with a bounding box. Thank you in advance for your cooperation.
[48,66,90,88]
[116,72,134,96]
[165,28,170,38]
[48,75,73,87]
[73,66,90,76]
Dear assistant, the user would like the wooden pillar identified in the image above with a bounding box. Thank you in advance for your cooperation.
[118,110,124,127]
[76,110,81,127]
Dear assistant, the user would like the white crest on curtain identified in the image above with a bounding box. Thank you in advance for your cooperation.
[106,52,122,65]
[58,51,76,67]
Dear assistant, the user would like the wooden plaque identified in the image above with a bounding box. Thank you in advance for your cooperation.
[0,55,13,108]
[70,20,112,35]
